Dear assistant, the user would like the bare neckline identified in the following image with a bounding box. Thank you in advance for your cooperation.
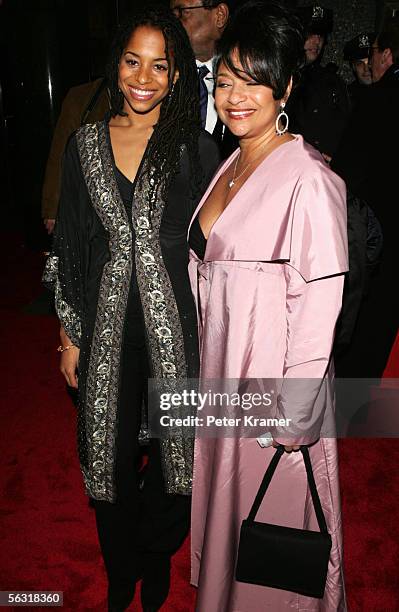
[199,135,299,242]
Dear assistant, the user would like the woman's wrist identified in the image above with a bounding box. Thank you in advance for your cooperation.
[57,344,77,353]
[59,327,79,352]
[60,326,71,343]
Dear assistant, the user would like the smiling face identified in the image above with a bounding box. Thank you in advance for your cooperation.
[118,25,176,117]
[304,33,325,64]
[215,54,285,141]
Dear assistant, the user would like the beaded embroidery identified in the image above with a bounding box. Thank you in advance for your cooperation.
[43,254,82,346]
[133,160,193,495]
[75,121,193,500]
[76,122,131,501]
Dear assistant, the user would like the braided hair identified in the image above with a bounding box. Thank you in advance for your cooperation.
[106,4,202,205]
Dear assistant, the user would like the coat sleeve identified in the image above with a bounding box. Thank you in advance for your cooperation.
[42,135,86,347]
[272,168,348,446]
[272,267,345,446]
[289,169,348,282]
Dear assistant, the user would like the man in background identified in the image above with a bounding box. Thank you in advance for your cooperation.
[287,4,350,160]
[42,78,109,233]
[171,0,236,157]
[344,32,373,108]
[332,20,399,377]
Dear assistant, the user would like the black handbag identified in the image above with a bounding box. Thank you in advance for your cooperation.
[235,445,332,599]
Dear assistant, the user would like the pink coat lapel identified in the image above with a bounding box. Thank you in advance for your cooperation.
[188,136,348,282]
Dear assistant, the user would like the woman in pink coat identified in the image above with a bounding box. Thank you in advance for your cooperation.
[187,2,348,611]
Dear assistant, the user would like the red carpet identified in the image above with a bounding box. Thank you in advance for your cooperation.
[1,235,399,611]
[384,332,399,378]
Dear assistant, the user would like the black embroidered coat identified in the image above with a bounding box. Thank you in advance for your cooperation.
[43,120,220,501]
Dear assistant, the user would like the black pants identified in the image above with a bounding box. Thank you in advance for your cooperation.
[335,260,398,378]
[92,343,191,590]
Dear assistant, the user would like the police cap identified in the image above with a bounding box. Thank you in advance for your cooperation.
[344,32,375,61]
[296,5,333,35]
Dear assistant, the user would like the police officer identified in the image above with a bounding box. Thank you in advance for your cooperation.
[287,4,350,160]
[332,20,399,377]
[344,32,374,108]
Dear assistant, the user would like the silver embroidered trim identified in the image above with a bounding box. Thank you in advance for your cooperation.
[42,253,58,286]
[77,122,132,502]
[43,254,82,347]
[133,164,193,495]
[76,121,193,500]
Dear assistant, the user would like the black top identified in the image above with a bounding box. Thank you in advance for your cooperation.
[114,165,146,348]
[189,214,207,261]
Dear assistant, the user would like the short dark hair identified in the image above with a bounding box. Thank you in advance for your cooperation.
[203,0,233,8]
[203,0,226,6]
[378,18,399,64]
[106,4,202,204]
[215,0,305,100]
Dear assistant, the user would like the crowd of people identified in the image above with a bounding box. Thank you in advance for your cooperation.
[41,1,399,611]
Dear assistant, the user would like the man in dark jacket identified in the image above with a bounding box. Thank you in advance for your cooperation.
[332,21,399,377]
[287,4,350,159]
[344,32,373,109]
[42,78,109,233]
[170,0,237,158]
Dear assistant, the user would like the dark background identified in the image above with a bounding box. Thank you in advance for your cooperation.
[0,0,397,248]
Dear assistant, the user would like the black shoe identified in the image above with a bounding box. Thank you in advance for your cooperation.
[107,580,137,612]
[107,559,144,611]
[140,553,171,611]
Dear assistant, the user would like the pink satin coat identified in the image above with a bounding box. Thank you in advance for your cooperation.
[188,136,349,611]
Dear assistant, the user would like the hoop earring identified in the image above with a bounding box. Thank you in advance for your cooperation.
[275,102,289,136]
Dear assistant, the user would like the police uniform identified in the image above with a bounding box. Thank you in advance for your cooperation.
[332,61,399,377]
[344,32,374,109]
[287,5,350,157]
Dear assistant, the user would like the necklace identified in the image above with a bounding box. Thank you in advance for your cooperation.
[228,153,250,189]
[228,141,274,189]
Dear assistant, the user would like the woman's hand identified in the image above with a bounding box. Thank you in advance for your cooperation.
[272,440,300,453]
[59,327,80,389]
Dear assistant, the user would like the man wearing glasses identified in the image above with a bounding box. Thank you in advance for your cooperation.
[368,29,399,84]
[171,0,236,157]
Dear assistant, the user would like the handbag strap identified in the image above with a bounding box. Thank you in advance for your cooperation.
[300,446,329,534]
[247,446,329,534]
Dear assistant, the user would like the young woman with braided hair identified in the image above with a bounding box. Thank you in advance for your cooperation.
[43,5,220,611]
